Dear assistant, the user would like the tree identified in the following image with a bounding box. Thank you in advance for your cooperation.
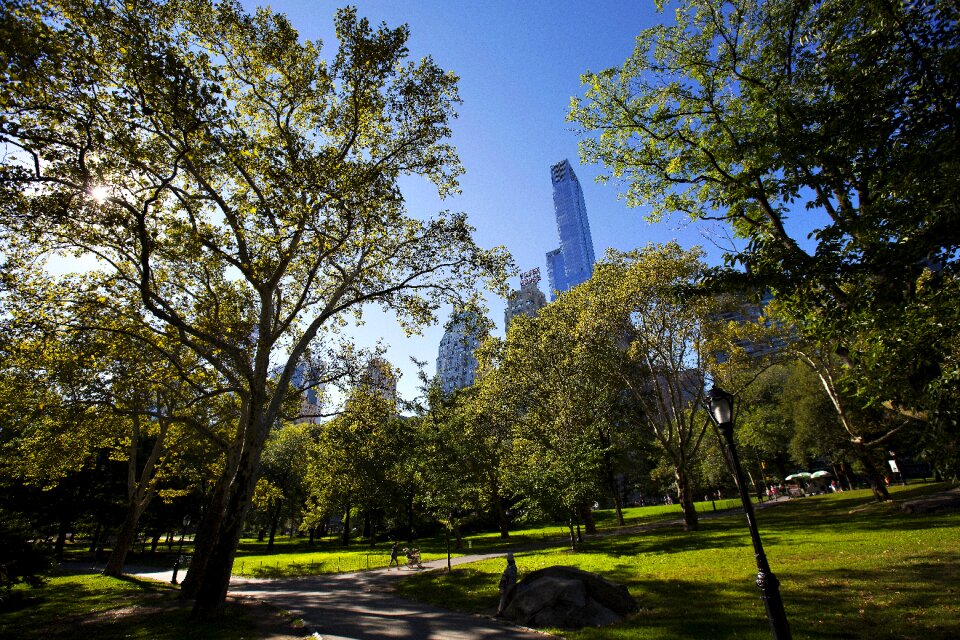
[0,268,226,574]
[251,422,313,551]
[583,244,735,530]
[571,0,960,462]
[1,0,508,616]
[415,385,489,568]
[303,387,410,547]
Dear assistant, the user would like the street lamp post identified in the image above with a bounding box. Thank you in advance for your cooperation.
[170,516,191,585]
[707,386,792,640]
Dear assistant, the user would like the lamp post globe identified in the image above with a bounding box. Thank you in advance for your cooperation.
[706,385,791,640]
[707,385,734,429]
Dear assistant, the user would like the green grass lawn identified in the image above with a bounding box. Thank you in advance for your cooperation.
[231,535,455,577]
[395,483,960,640]
[227,498,757,578]
[0,571,307,640]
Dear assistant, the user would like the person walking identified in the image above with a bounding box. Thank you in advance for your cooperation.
[389,541,401,569]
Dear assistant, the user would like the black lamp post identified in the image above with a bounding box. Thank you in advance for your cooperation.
[707,386,792,640]
[170,515,191,585]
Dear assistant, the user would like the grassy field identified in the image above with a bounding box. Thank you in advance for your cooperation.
[0,571,307,640]
[227,498,753,578]
[395,483,960,640]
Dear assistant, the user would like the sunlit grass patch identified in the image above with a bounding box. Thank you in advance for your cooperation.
[397,483,960,639]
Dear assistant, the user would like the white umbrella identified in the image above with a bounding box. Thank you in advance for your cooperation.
[785,472,812,481]
[810,470,832,479]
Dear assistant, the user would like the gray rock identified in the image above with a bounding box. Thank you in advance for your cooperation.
[501,566,637,629]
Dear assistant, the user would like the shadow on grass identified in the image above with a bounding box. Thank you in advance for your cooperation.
[782,553,960,640]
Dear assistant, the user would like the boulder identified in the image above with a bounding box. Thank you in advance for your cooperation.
[501,566,637,629]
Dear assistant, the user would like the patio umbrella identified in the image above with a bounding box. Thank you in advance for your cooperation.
[785,472,812,481]
[810,470,832,479]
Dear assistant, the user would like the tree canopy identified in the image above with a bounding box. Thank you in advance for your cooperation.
[571,0,959,450]
[1,0,508,616]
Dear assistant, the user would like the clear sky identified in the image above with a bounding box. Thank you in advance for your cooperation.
[244,1,732,403]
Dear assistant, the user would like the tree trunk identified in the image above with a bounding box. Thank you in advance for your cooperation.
[341,495,352,546]
[405,490,415,542]
[180,451,234,600]
[445,526,452,573]
[190,443,261,619]
[578,503,596,535]
[150,531,161,554]
[54,518,70,563]
[856,444,890,501]
[267,505,281,552]
[493,491,510,539]
[599,430,625,526]
[454,523,463,551]
[841,461,856,491]
[89,521,102,554]
[567,519,576,551]
[675,467,699,531]
[104,497,149,576]
[612,475,625,526]
[104,413,166,577]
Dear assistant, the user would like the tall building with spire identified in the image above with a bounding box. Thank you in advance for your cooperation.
[436,311,480,395]
[545,159,596,300]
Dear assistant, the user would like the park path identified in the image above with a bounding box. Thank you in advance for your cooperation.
[129,553,555,640]
[125,498,793,639]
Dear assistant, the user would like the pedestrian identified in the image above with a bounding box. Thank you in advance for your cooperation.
[389,541,400,568]
[495,553,518,617]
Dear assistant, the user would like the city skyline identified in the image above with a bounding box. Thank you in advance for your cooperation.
[218,2,732,405]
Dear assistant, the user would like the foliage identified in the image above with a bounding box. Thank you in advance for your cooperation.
[571,0,960,462]
[1,0,509,614]
[302,389,413,544]
[0,521,52,599]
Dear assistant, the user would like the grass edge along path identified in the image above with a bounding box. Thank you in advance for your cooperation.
[0,570,310,640]
[395,484,960,640]
[229,498,752,579]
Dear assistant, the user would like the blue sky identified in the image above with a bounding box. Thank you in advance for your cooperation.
[246,1,733,402]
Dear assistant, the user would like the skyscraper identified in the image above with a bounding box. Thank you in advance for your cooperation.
[436,311,481,395]
[545,159,595,300]
[504,268,547,329]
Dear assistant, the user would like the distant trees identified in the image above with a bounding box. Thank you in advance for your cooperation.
[481,244,751,532]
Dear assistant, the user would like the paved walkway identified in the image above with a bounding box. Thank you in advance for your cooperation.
[128,554,553,640]
[122,499,793,639]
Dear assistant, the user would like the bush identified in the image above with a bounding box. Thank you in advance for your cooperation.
[0,524,53,603]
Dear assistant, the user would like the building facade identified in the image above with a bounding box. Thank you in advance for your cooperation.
[436,312,481,395]
[361,357,397,405]
[505,268,548,329]
[545,159,596,300]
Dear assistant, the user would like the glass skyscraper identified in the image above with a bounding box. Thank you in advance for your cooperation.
[545,159,595,300]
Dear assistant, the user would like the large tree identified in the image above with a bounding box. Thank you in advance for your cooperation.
[571,0,960,468]
[0,0,507,616]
